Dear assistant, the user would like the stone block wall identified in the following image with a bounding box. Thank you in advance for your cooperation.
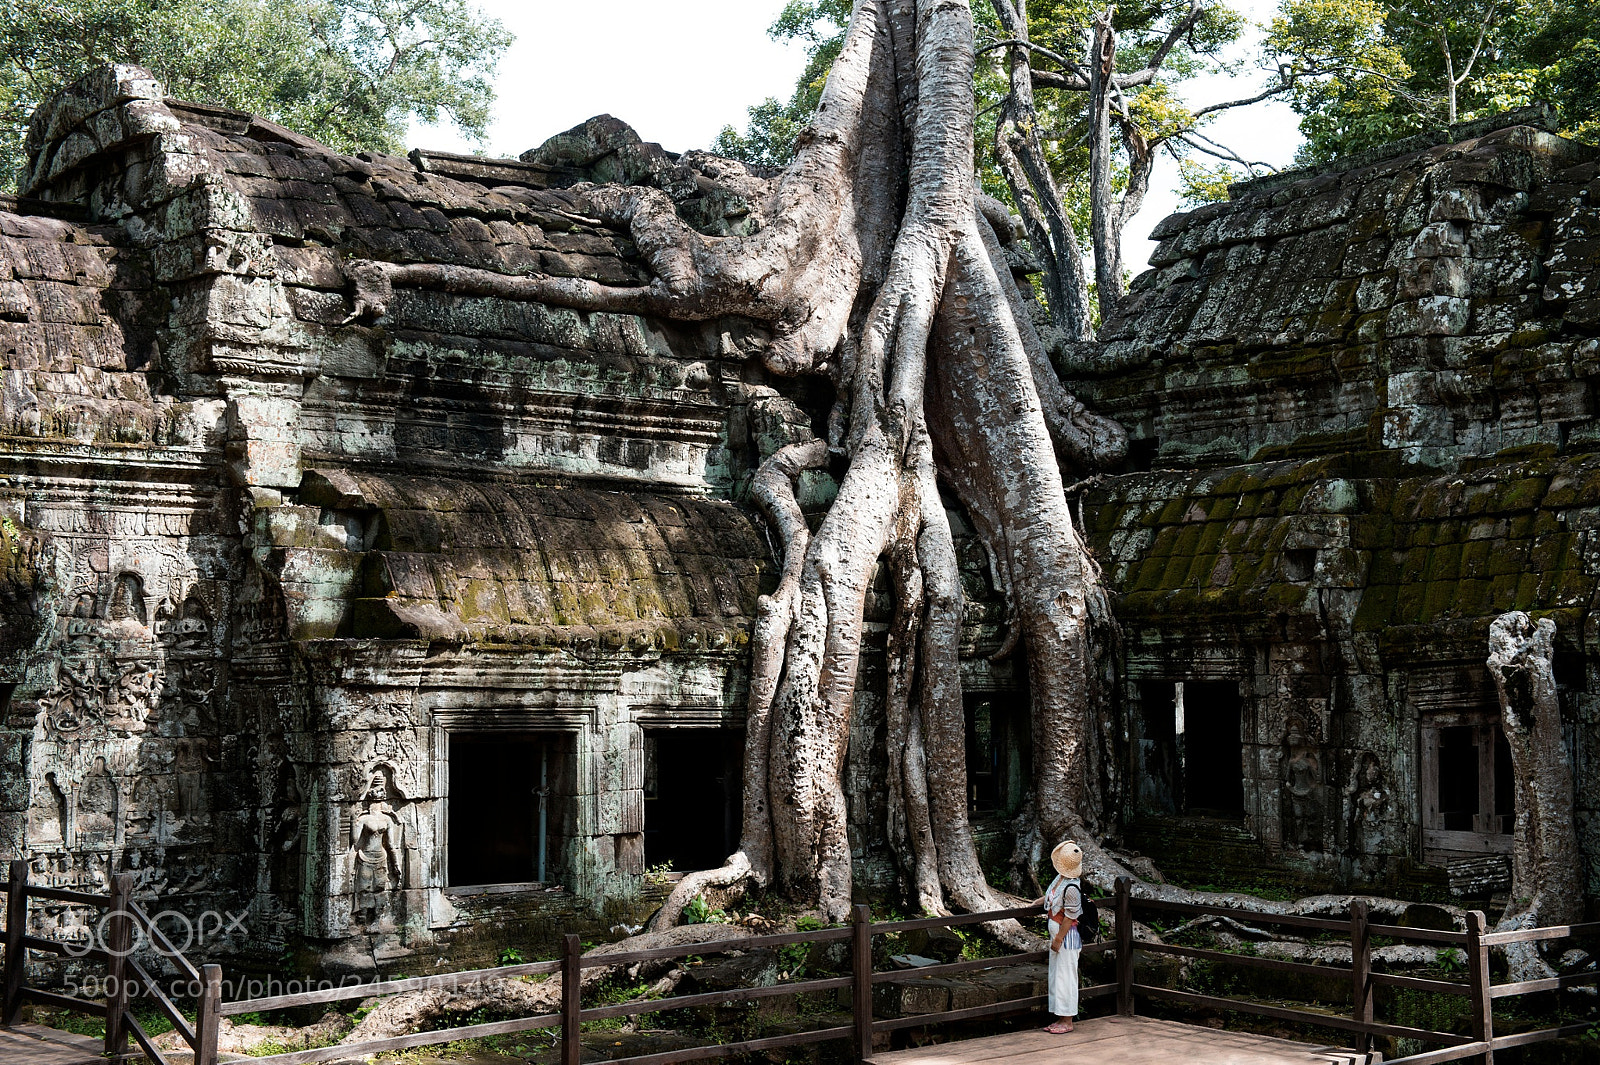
[1070,111,1600,897]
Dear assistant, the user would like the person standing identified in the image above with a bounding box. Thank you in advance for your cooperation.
[1039,839,1083,1034]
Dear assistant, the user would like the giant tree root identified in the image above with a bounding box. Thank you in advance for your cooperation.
[342,924,749,1043]
[341,0,1520,966]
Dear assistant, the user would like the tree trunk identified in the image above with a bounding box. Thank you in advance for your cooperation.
[989,0,1097,343]
[1087,5,1124,323]
[1487,611,1583,981]
[351,0,1109,931]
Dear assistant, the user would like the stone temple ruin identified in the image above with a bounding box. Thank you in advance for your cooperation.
[1,65,1598,972]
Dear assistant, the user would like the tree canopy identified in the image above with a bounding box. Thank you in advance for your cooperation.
[0,0,510,189]
[1267,0,1600,164]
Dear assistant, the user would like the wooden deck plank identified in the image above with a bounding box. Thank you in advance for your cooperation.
[0,1024,105,1064]
[870,1016,1369,1065]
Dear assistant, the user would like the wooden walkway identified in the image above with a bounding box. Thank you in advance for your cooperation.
[0,1024,106,1064]
[873,1016,1374,1065]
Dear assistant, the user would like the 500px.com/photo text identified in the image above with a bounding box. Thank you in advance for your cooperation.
[68,973,476,1001]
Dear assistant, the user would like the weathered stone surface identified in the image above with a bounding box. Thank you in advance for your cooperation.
[8,62,1599,980]
[1071,110,1600,895]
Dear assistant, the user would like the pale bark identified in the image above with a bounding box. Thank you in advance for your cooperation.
[1487,611,1584,982]
[1086,7,1123,323]
[988,0,1096,342]
[343,925,743,1043]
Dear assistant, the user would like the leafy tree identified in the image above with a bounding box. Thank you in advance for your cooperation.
[713,0,852,169]
[0,0,510,188]
[1266,0,1600,164]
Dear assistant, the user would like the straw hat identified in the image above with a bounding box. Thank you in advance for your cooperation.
[1051,839,1083,878]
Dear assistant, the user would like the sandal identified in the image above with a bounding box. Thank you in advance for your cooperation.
[1044,1021,1073,1034]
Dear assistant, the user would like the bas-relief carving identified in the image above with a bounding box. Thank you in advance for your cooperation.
[76,756,118,843]
[350,801,402,931]
[1280,714,1330,852]
[16,514,233,935]
[1344,751,1394,858]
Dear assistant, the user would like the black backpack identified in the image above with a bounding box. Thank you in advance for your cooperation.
[1078,893,1101,943]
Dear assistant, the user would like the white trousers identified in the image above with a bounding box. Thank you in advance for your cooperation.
[1047,923,1080,1017]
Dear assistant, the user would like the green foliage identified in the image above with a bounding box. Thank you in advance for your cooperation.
[714,0,1255,257]
[0,0,511,188]
[714,0,851,168]
[580,976,660,1032]
[777,940,810,978]
[1267,0,1600,162]
[643,860,675,888]
[683,893,729,925]
[1177,158,1241,205]
[497,946,525,966]
[793,913,827,932]
[0,516,18,560]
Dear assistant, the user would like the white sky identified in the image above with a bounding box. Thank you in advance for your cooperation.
[409,0,1304,271]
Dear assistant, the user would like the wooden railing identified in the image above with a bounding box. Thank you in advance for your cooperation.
[7,866,1600,1065]
[1,858,219,1064]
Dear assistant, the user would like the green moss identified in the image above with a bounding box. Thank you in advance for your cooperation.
[1454,580,1492,617]
[1355,584,1399,629]
[1495,477,1549,511]
[1421,581,1461,620]
[1458,540,1493,579]
[1168,523,1205,560]
[1423,542,1463,583]
[1247,348,1332,379]
[1489,573,1522,613]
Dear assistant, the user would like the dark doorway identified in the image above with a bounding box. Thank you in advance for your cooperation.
[1437,726,1480,831]
[964,696,1030,817]
[1134,681,1181,816]
[1421,712,1515,863]
[643,728,742,872]
[1134,680,1244,818]
[449,732,572,887]
[1183,680,1245,815]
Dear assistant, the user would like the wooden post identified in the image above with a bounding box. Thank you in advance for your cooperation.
[3,859,27,1026]
[102,873,133,1058]
[852,903,873,1063]
[1349,899,1372,1054]
[561,933,582,1065]
[1465,910,1494,1064]
[193,964,222,1065]
[1115,876,1134,1017]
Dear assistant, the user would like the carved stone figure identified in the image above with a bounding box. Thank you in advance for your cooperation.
[44,659,99,733]
[1345,752,1389,855]
[29,771,68,846]
[76,756,117,842]
[106,660,157,731]
[109,573,147,625]
[173,740,210,823]
[350,801,403,928]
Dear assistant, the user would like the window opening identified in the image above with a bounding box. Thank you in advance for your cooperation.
[448,732,571,888]
[1183,680,1245,816]
[642,728,742,871]
[1421,714,1514,863]
[1134,679,1243,818]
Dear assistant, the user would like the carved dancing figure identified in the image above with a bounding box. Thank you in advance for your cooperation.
[350,801,402,927]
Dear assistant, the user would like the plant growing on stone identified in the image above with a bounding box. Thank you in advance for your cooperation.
[349,0,1132,934]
